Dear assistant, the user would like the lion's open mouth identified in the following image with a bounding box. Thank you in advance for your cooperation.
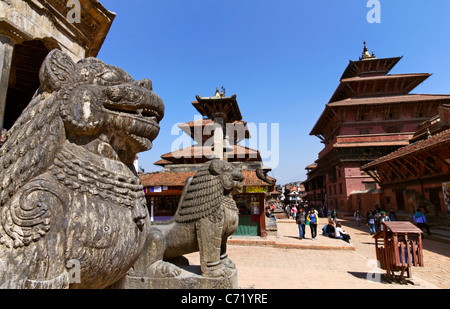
[102,81,165,150]
[232,172,244,191]
[106,107,161,143]
[104,105,162,123]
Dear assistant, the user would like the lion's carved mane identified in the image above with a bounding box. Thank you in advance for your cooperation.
[130,159,244,280]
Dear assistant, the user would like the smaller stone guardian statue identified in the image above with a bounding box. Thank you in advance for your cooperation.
[127,159,244,289]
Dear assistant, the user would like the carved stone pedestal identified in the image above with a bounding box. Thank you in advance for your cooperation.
[265,216,278,236]
[125,264,238,289]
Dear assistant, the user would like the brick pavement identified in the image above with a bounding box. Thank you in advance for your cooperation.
[184,217,450,289]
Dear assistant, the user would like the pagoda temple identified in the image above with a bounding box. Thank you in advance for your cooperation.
[140,89,276,237]
[304,42,450,215]
[154,87,263,169]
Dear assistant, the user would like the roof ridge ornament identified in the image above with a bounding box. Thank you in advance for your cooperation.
[214,86,226,97]
[360,41,376,60]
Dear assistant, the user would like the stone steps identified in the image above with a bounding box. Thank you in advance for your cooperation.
[427,227,450,244]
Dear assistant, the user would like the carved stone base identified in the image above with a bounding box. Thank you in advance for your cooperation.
[125,265,238,289]
[265,217,278,236]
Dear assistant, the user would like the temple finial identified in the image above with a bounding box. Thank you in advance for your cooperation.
[360,41,376,60]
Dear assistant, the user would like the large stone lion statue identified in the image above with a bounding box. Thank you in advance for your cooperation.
[404,189,436,215]
[0,50,164,288]
[129,159,244,282]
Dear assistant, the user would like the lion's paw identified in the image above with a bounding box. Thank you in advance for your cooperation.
[221,258,236,270]
[203,264,234,278]
[148,261,182,278]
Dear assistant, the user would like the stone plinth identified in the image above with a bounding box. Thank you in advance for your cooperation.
[272,209,286,219]
[125,265,238,289]
[265,216,278,236]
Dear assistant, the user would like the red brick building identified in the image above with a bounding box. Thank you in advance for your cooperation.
[304,43,450,215]
[362,104,450,216]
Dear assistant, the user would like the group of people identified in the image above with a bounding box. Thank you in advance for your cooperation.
[294,207,351,244]
[364,208,395,235]
[284,204,336,221]
[360,206,432,236]
[295,208,319,240]
[282,203,433,245]
[323,220,352,244]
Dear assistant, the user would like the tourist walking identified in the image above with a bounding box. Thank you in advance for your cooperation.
[291,204,298,220]
[379,211,390,231]
[327,208,332,221]
[366,208,373,220]
[296,208,306,239]
[367,211,376,235]
[284,205,291,219]
[388,208,397,221]
[414,208,431,235]
[332,209,337,223]
[354,210,361,226]
[307,209,318,240]
[374,209,382,232]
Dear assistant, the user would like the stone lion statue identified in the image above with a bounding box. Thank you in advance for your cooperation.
[129,159,244,281]
[404,189,436,215]
[0,49,164,288]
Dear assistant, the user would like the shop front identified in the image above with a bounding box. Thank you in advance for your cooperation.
[140,171,195,221]
[144,185,185,221]
[140,170,275,235]
[233,185,268,237]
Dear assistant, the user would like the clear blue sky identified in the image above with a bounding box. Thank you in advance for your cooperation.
[97,0,450,185]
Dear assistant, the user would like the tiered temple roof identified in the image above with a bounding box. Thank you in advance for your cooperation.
[140,170,275,188]
[155,89,261,167]
[177,118,250,144]
[144,88,275,191]
[328,73,431,103]
[310,42,450,141]
[193,87,242,122]
[304,42,450,205]
[156,144,261,166]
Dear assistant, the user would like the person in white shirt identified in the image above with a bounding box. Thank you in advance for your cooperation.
[335,223,351,244]
[354,210,361,226]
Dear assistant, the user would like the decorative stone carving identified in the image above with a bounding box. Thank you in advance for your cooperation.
[0,49,164,288]
[404,189,436,215]
[126,159,244,289]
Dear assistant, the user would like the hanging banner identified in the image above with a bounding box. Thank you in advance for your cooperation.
[245,186,268,194]
[151,186,162,193]
[443,182,450,212]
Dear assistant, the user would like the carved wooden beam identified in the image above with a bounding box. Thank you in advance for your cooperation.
[411,154,440,174]
[395,158,416,178]
[386,161,406,179]
[375,167,389,183]
[400,156,424,176]
[424,150,449,167]
[366,169,382,184]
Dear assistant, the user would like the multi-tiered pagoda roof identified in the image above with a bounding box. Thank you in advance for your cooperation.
[310,42,450,146]
[154,88,262,167]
